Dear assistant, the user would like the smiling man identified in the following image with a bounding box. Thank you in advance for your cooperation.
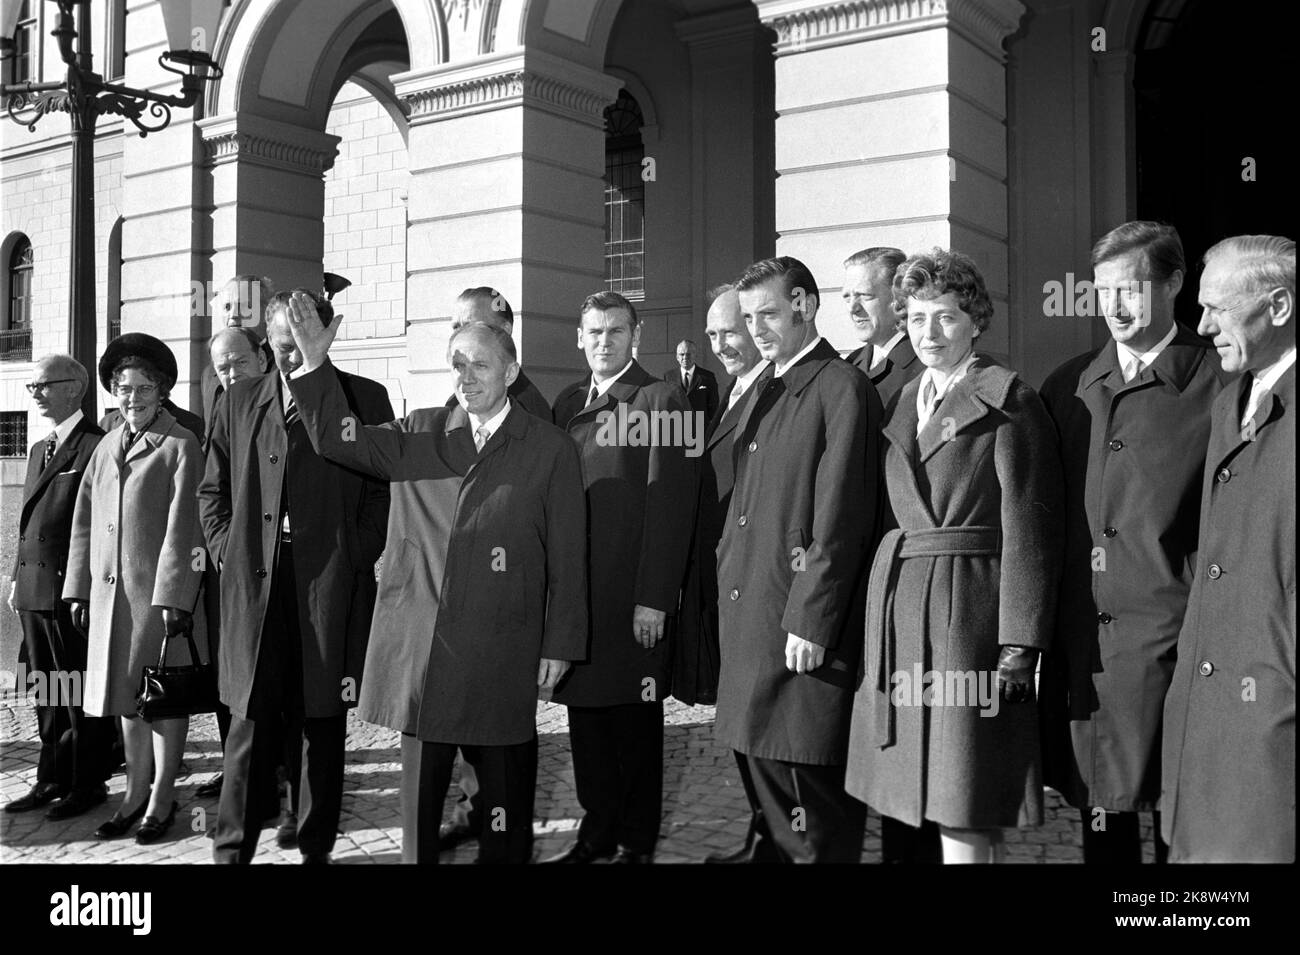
[1038,221,1231,865]
[716,256,878,863]
[1160,234,1295,863]
[842,247,918,407]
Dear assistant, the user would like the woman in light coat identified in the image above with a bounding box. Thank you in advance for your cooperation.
[64,334,207,844]
[845,249,1064,863]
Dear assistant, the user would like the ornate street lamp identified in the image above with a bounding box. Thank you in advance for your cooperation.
[0,0,225,416]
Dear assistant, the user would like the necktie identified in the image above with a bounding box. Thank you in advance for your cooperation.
[727,383,744,414]
[683,371,691,391]
[920,376,938,429]
[474,426,490,452]
[1122,357,1142,383]
[284,395,299,428]
[1241,377,1270,432]
[42,433,57,470]
[587,384,600,408]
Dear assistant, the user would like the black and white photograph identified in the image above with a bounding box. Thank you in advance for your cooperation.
[0,0,1292,935]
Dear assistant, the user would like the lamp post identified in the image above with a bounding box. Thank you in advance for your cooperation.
[1,0,224,417]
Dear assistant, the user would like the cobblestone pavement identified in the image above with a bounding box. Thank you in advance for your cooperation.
[0,697,1158,864]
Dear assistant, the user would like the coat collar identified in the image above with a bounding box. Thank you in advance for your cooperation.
[110,406,176,467]
[883,355,1016,464]
[707,380,748,449]
[1080,325,1205,396]
[1208,362,1294,467]
[563,360,656,425]
[768,337,840,396]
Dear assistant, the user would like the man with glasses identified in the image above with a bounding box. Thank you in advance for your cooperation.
[6,355,114,819]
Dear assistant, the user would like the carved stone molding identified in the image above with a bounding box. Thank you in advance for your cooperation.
[756,0,1026,60]
[198,114,340,175]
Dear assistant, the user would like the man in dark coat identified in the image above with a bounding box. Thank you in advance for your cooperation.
[441,287,551,420]
[717,257,878,863]
[1038,221,1230,864]
[665,339,719,422]
[842,247,919,407]
[199,290,391,864]
[6,355,113,819]
[1161,234,1295,863]
[283,309,589,863]
[676,285,776,863]
[543,291,695,864]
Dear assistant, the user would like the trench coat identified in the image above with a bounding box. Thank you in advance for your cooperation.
[198,369,391,720]
[669,375,755,705]
[845,357,1064,828]
[1160,364,1296,863]
[716,340,878,765]
[62,409,209,717]
[1037,329,1229,812]
[848,337,921,408]
[550,361,695,708]
[288,362,589,746]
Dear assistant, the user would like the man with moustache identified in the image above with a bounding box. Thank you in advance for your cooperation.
[1038,221,1230,864]
[443,287,551,420]
[282,310,588,863]
[842,247,919,407]
[543,291,694,864]
[200,290,391,864]
[717,257,878,863]
[435,286,553,851]
[6,355,113,819]
[673,285,776,863]
[1161,235,1295,863]
[665,339,719,422]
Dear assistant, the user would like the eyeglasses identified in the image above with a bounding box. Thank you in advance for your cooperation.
[112,383,159,399]
[25,379,76,394]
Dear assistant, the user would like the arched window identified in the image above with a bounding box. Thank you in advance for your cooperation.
[1,235,33,362]
[603,88,645,302]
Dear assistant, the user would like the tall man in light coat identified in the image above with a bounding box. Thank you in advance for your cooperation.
[544,291,695,864]
[717,257,879,863]
[1161,234,1295,863]
[200,290,391,864]
[283,305,589,863]
[1038,221,1229,864]
[6,355,113,819]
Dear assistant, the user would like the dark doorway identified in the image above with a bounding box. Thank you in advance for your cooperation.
[1134,0,1296,328]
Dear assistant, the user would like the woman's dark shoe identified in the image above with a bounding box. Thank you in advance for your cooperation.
[93,797,150,839]
[135,801,179,844]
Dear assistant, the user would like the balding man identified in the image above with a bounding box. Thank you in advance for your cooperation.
[285,312,588,863]
[202,275,276,427]
[1161,234,1296,862]
[205,327,268,446]
[443,287,551,420]
[7,355,113,819]
[666,339,719,421]
[842,247,918,407]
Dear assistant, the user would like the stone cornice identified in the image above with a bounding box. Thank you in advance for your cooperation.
[197,114,340,176]
[395,50,622,128]
[755,0,1026,60]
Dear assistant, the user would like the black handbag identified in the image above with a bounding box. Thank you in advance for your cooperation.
[136,624,218,722]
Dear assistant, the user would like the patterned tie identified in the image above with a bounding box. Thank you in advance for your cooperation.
[474,426,490,453]
[284,394,299,428]
[1122,357,1143,383]
[42,433,57,470]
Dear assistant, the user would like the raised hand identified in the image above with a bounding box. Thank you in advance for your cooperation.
[286,290,338,374]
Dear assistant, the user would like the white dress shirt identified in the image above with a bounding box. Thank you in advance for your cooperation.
[774,335,823,378]
[1243,346,1297,428]
[1116,321,1178,382]
[916,351,978,435]
[871,331,906,371]
[47,408,84,451]
[469,398,512,449]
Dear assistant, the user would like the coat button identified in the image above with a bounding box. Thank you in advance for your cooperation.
[106,575,115,585]
[1207,563,1222,579]
[1198,661,1214,677]
[1108,439,1124,451]
[269,453,279,464]
[18,534,24,542]
[1103,526,1117,538]
[729,588,740,601]
[37,535,45,542]
[747,441,758,453]
[37,561,45,568]
[738,515,748,527]
[1097,611,1113,624]
[106,523,113,533]
[18,560,24,567]
[255,568,267,578]
[1216,467,1232,484]
[264,513,273,522]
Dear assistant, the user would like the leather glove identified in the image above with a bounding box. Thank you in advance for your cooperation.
[997,645,1038,704]
[69,600,89,636]
[161,607,193,638]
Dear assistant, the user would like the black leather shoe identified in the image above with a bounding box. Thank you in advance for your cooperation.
[301,852,331,864]
[135,802,179,844]
[5,782,62,813]
[45,784,109,820]
[438,821,479,850]
[539,841,616,864]
[94,797,150,839]
[611,848,653,864]
[195,774,223,799]
[276,810,299,849]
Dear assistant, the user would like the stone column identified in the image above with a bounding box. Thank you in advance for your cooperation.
[395,49,622,406]
[754,0,1026,363]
